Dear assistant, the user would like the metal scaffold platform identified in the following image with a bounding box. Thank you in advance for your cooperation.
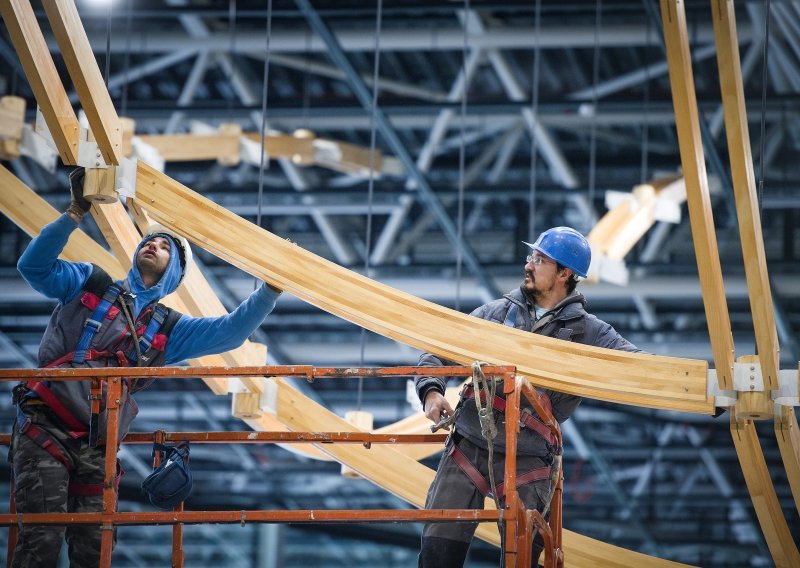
[0,365,564,568]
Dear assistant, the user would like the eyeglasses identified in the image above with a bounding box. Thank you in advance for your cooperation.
[525,254,554,266]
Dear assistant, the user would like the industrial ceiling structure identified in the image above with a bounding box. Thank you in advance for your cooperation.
[1,0,799,566]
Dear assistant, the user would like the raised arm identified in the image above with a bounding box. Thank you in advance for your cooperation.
[164,282,281,364]
[17,213,93,304]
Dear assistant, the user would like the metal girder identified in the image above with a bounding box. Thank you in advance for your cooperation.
[266,53,448,102]
[295,0,500,301]
[71,23,748,54]
[460,11,579,189]
[67,50,197,105]
[568,44,718,101]
[164,51,212,134]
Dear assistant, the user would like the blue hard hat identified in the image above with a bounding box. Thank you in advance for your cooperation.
[523,227,591,278]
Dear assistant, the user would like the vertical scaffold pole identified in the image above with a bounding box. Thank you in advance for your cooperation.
[100,377,122,568]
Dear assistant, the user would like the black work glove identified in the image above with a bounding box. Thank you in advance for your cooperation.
[65,167,90,220]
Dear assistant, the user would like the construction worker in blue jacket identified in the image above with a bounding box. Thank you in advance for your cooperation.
[415,227,641,567]
[10,168,281,567]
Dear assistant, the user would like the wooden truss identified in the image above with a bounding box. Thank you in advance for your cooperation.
[1,0,799,566]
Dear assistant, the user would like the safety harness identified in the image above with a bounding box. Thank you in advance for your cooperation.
[14,280,173,496]
[448,300,570,501]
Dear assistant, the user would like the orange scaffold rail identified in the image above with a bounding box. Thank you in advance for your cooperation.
[0,365,564,568]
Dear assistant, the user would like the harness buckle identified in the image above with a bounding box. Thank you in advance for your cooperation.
[519,408,534,430]
[84,318,103,331]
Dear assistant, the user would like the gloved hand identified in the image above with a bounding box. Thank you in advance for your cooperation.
[65,167,90,221]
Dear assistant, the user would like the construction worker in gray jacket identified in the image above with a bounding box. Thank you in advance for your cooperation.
[415,226,641,567]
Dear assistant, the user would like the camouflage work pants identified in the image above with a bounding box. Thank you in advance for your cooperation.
[419,433,551,568]
[10,404,115,568]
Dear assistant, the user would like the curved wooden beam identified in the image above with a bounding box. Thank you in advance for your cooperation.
[775,405,800,516]
[134,163,712,415]
[731,414,800,567]
[711,0,779,390]
[660,0,735,391]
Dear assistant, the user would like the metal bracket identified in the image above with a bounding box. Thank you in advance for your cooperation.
[130,137,165,172]
[773,370,799,408]
[708,367,798,409]
[707,370,736,408]
[733,361,764,392]
[114,157,138,199]
[19,125,58,173]
[75,110,109,169]
[34,107,58,153]
[240,136,268,167]
[259,379,278,416]
[76,138,108,169]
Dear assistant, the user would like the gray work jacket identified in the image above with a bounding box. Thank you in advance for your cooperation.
[415,287,641,457]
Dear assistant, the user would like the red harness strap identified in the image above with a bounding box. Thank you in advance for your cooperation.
[24,381,88,436]
[448,443,550,500]
[68,465,124,497]
[461,385,555,444]
[17,419,73,470]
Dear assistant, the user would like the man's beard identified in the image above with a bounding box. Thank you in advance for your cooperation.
[522,274,540,301]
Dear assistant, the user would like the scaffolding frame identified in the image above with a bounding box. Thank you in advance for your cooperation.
[0,365,564,568]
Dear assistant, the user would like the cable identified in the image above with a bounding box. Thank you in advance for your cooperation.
[757,0,772,217]
[226,0,238,122]
[120,0,134,115]
[254,0,274,291]
[357,0,384,411]
[640,13,651,185]
[587,0,602,208]
[527,0,542,243]
[103,1,112,85]
[454,0,470,313]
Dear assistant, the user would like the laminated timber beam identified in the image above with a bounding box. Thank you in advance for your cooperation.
[660,0,735,390]
[731,413,800,567]
[711,0,779,390]
[134,162,713,415]
[775,403,800,515]
[41,0,122,165]
[0,0,79,164]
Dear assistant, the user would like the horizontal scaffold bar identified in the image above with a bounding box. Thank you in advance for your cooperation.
[0,432,449,446]
[0,509,502,527]
[0,364,513,382]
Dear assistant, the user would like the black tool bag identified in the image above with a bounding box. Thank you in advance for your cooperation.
[141,441,192,510]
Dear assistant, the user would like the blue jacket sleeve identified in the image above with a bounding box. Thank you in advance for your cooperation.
[164,283,280,364]
[17,214,93,304]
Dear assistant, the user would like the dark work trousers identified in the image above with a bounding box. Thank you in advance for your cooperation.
[419,433,551,568]
[10,404,117,568]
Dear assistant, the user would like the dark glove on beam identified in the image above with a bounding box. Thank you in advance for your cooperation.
[65,167,90,220]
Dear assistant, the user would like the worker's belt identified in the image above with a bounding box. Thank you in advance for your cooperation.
[16,408,122,497]
[461,384,555,445]
[23,380,89,438]
[448,443,550,500]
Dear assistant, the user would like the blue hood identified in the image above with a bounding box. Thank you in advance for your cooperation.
[122,234,183,318]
